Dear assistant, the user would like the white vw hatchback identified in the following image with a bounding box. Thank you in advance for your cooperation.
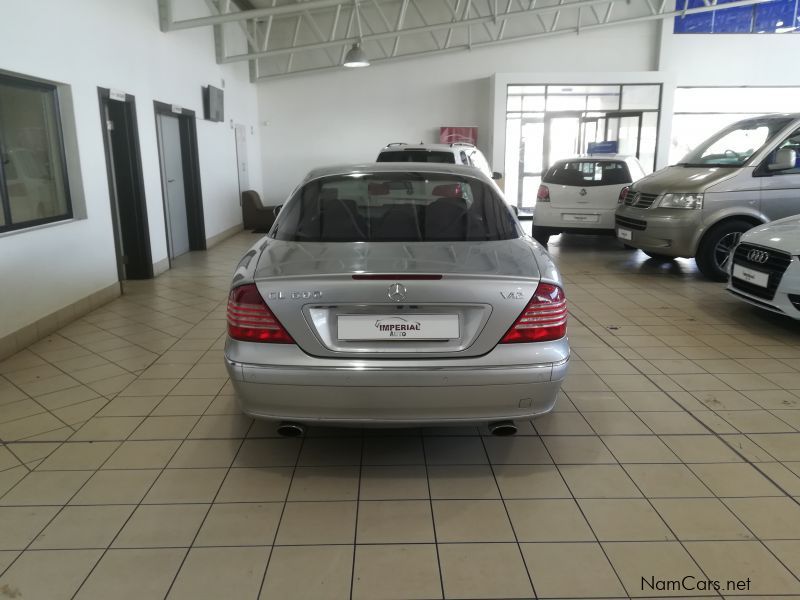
[532,155,645,245]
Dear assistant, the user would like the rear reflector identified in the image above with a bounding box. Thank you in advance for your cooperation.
[500,283,567,343]
[352,274,442,280]
[227,284,294,343]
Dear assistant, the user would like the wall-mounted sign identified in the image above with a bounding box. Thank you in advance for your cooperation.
[109,89,126,102]
[587,141,619,154]
[440,126,478,145]
[171,104,183,114]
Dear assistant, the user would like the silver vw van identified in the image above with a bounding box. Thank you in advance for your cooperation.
[615,114,800,280]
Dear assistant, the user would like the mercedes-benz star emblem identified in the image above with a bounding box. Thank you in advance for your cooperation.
[747,249,770,264]
[387,283,407,303]
[579,188,587,196]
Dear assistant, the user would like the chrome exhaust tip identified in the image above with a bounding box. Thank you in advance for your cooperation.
[276,422,306,437]
[488,420,517,436]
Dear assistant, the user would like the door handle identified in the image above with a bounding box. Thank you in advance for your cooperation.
[167,178,175,183]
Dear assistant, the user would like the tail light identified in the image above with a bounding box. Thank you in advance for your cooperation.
[537,185,550,202]
[227,284,294,343]
[618,186,630,204]
[500,283,567,343]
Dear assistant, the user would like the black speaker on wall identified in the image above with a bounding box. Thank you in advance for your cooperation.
[202,85,224,122]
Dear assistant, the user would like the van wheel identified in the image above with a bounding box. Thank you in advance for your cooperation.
[696,219,753,282]
[642,251,674,261]
[532,226,553,246]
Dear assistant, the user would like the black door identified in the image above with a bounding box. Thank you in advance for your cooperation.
[98,89,153,279]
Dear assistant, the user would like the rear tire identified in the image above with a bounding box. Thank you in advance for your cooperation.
[532,226,553,246]
[696,219,754,282]
[642,251,674,261]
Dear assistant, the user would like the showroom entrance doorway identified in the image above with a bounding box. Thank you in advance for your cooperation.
[98,88,153,280]
[153,101,206,264]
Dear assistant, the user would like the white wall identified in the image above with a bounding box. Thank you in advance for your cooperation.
[256,21,659,204]
[0,0,262,340]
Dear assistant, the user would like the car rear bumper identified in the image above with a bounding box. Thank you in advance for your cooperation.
[614,206,702,257]
[224,339,569,424]
[534,205,616,230]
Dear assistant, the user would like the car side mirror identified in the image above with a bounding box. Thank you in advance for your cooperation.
[272,205,283,217]
[768,147,796,171]
[492,171,503,180]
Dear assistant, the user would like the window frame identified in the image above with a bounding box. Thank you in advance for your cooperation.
[0,73,73,233]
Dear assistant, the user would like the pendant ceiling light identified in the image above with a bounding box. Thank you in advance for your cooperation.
[343,1,370,68]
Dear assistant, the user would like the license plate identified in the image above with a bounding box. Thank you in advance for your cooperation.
[337,314,459,340]
[617,228,632,241]
[732,264,769,288]
[563,213,599,223]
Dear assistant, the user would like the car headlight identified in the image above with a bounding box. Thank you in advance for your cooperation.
[658,193,704,210]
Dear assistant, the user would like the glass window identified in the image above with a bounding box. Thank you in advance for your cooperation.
[755,0,799,32]
[0,75,71,232]
[543,160,632,187]
[676,0,799,33]
[679,117,792,167]
[621,85,660,110]
[377,150,455,164]
[521,96,545,111]
[674,0,713,32]
[271,172,519,243]
[506,96,522,111]
[713,0,755,32]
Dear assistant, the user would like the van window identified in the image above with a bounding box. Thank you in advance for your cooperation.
[679,117,792,167]
[542,160,632,187]
[770,128,800,174]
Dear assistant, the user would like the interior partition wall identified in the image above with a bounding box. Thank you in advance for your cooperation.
[503,83,662,214]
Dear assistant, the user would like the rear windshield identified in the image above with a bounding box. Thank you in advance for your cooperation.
[543,160,632,186]
[377,150,456,164]
[271,172,519,242]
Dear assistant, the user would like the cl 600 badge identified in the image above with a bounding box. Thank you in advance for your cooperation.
[268,291,323,300]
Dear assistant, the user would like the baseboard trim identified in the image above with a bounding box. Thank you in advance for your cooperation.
[206,222,244,249]
[0,282,121,362]
[153,257,170,277]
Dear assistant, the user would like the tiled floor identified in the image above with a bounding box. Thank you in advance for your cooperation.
[1,230,800,599]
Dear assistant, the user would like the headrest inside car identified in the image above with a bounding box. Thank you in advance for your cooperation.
[431,183,463,198]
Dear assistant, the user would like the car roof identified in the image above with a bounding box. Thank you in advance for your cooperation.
[303,162,493,183]
[552,154,637,163]
[378,143,476,152]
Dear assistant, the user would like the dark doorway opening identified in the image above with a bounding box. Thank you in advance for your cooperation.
[98,88,153,280]
[153,101,206,263]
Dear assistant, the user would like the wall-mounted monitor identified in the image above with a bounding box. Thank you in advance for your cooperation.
[203,85,224,122]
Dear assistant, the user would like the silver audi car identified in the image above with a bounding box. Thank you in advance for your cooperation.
[224,163,569,436]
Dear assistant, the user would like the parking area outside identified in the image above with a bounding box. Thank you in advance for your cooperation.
[0,229,799,599]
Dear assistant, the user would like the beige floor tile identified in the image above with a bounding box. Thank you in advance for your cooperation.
[233,437,301,467]
[749,433,800,461]
[0,398,46,424]
[119,378,179,396]
[215,467,292,502]
[31,504,134,549]
[356,500,434,543]
[427,464,500,499]
[102,439,181,469]
[188,414,251,439]
[70,416,143,441]
[624,463,712,497]
[424,436,488,465]
[0,466,27,497]
[693,390,760,410]
[0,549,102,600]
[568,391,629,412]
[583,411,652,435]
[533,412,594,435]
[686,541,800,595]
[129,415,200,440]
[618,390,685,411]
[637,411,709,434]
[353,544,442,600]
[297,437,363,466]
[70,469,160,505]
[482,435,551,464]
[438,543,533,599]
[143,468,227,503]
[167,438,240,468]
[661,435,743,463]
[560,464,642,498]
[288,466,360,500]
[432,499,514,542]
[0,506,60,550]
[544,435,617,464]
[723,497,800,540]
[261,545,353,600]
[74,548,186,600]
[506,498,594,542]
[359,465,429,500]
[603,541,710,598]
[53,397,108,426]
[580,498,674,541]
[689,463,783,497]
[151,395,215,416]
[34,385,100,411]
[653,498,755,541]
[602,435,680,463]
[744,389,800,410]
[0,470,92,506]
[521,542,626,598]
[0,412,68,441]
[169,378,226,397]
[195,502,282,546]
[112,503,208,548]
[275,501,357,544]
[361,436,425,465]
[492,464,570,499]
[36,441,119,471]
[766,540,800,578]
[756,462,800,496]
[167,546,269,600]
[718,410,796,433]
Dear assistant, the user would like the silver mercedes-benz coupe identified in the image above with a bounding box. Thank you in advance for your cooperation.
[224,163,569,436]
